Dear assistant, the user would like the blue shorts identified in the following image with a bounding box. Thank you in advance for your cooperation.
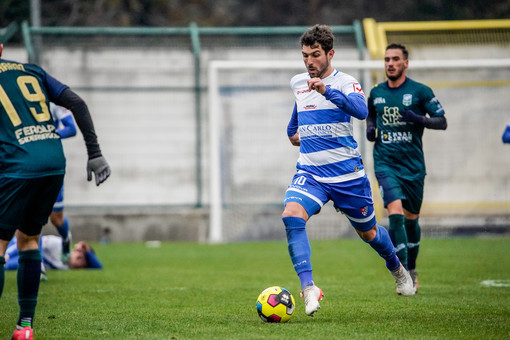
[0,175,64,240]
[52,184,65,212]
[283,172,376,232]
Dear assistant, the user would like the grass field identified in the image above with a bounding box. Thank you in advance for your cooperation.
[1,237,509,339]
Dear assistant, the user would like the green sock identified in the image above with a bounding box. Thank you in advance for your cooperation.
[389,214,408,269]
[17,249,42,328]
[405,218,421,271]
[0,256,5,298]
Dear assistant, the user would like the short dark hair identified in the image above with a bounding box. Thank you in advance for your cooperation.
[386,43,409,60]
[300,24,334,53]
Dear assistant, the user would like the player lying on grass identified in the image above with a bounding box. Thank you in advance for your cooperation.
[5,235,102,276]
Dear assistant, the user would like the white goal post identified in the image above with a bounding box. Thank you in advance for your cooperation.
[208,58,510,243]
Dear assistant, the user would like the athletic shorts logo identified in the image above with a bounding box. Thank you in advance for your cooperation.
[403,94,413,106]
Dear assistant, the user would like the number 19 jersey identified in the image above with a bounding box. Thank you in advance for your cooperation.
[0,58,67,178]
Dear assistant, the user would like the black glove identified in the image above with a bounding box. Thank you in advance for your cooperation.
[399,109,426,125]
[366,126,376,142]
[87,156,111,186]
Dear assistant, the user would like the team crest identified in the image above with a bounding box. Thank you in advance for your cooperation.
[402,94,413,106]
[360,206,368,216]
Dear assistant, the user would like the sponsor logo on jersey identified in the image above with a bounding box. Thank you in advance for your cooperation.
[15,124,60,145]
[360,206,368,216]
[298,124,334,139]
[297,89,311,95]
[382,106,405,126]
[373,97,386,105]
[304,104,317,110]
[402,94,413,106]
[381,131,413,144]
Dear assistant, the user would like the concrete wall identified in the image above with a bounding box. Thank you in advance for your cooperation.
[4,44,510,243]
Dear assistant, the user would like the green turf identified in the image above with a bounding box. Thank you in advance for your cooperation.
[1,237,509,339]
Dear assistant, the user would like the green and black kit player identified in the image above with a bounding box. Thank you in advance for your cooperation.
[0,43,110,338]
[366,43,447,292]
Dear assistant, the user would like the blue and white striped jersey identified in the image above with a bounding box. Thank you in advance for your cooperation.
[288,69,368,184]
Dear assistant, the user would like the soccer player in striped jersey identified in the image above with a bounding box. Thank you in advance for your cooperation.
[49,103,77,264]
[0,43,110,340]
[283,25,415,317]
[366,43,447,293]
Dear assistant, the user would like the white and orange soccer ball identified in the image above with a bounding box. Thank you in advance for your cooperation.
[256,286,296,323]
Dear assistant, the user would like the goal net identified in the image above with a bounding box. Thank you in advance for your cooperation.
[208,58,510,243]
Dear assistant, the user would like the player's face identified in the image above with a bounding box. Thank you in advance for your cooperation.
[384,48,408,81]
[302,43,334,79]
[69,249,87,269]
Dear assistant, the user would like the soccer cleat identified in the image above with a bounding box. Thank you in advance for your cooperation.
[300,285,324,316]
[409,269,418,293]
[390,264,416,296]
[61,231,72,263]
[11,326,33,340]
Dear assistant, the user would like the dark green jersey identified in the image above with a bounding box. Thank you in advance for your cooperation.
[0,59,66,178]
[367,77,444,180]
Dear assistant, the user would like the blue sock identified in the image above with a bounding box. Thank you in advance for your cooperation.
[365,225,400,271]
[283,216,313,289]
[298,271,314,289]
[56,216,69,239]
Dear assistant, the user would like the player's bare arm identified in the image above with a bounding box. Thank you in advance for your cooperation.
[288,132,300,146]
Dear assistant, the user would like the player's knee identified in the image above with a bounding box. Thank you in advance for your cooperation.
[16,233,40,251]
[282,202,308,220]
[50,212,64,227]
[356,224,378,242]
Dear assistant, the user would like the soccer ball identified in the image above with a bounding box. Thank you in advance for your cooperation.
[256,286,295,323]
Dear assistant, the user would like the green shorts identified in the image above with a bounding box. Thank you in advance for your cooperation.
[375,172,424,214]
[0,175,64,241]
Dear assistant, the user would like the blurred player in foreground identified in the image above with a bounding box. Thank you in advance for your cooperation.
[282,25,415,317]
[502,119,510,143]
[366,43,447,292]
[0,43,111,340]
[49,103,77,263]
[5,235,102,271]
